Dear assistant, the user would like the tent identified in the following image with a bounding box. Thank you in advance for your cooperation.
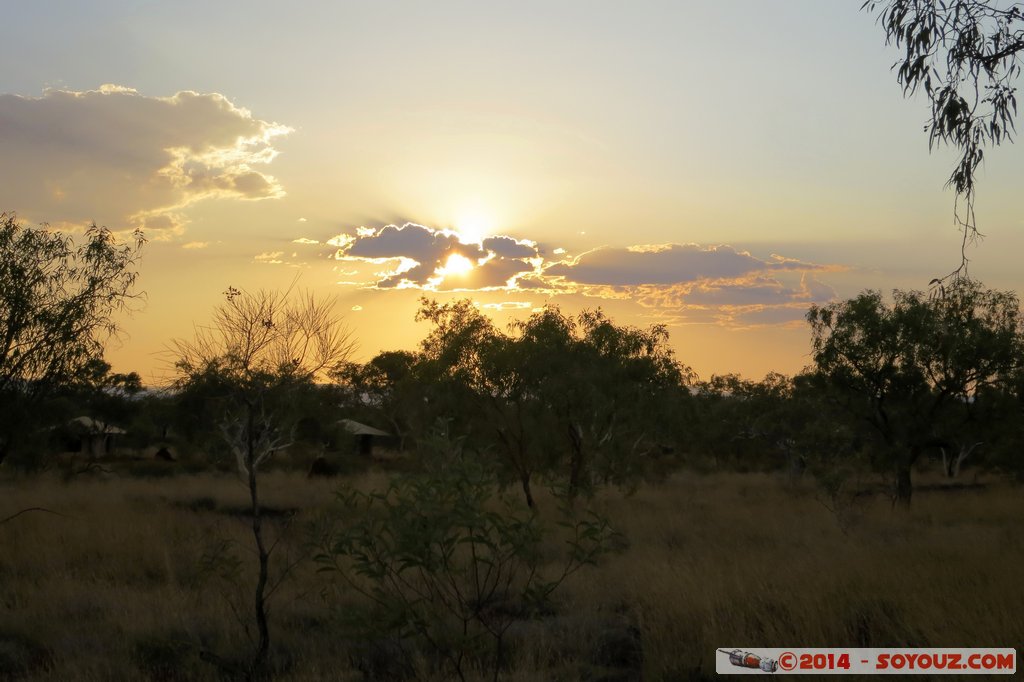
[68,416,127,458]
[339,419,391,456]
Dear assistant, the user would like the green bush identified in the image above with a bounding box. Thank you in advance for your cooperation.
[316,432,620,681]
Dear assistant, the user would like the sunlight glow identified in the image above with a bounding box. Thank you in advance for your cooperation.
[438,253,475,277]
[455,209,495,244]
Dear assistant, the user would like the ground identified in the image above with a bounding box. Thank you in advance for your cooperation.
[0,467,1020,680]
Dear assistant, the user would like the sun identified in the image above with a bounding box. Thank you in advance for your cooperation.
[439,253,475,277]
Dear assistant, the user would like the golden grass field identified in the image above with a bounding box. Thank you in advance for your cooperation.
[0,466,1020,680]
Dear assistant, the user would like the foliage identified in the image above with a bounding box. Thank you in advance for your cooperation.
[417,300,693,506]
[862,0,1023,273]
[334,300,692,507]
[54,358,142,434]
[315,428,620,681]
[807,279,1021,504]
[0,213,144,465]
[332,350,422,450]
[414,298,500,444]
[691,372,798,470]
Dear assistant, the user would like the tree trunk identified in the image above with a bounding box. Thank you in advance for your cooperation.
[893,447,918,509]
[249,465,271,679]
[567,423,585,502]
[520,471,535,510]
[246,408,271,680]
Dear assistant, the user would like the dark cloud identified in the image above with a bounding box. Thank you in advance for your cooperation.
[346,223,487,262]
[543,244,772,285]
[530,244,839,327]
[482,235,539,259]
[376,261,437,288]
[330,225,840,329]
[437,257,535,290]
[0,85,290,239]
[333,222,542,290]
[801,275,836,301]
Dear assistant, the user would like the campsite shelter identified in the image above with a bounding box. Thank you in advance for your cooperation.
[339,419,391,456]
[67,416,127,458]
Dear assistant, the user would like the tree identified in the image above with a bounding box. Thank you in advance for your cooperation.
[414,297,500,440]
[862,1,1023,276]
[0,213,144,465]
[403,300,692,508]
[332,350,423,451]
[692,372,802,471]
[171,285,355,679]
[474,304,689,505]
[807,279,1021,506]
[556,308,690,499]
[476,306,576,508]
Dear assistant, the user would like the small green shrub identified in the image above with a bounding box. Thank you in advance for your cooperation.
[316,433,620,681]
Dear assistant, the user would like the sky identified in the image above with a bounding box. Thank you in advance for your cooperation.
[2,1,1022,384]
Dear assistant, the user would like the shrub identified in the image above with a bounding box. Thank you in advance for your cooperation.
[315,433,620,681]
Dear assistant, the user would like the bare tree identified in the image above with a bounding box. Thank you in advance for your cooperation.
[171,284,355,679]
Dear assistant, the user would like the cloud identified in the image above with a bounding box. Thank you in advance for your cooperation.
[326,221,840,330]
[481,301,533,311]
[292,237,319,244]
[254,250,284,264]
[0,85,291,239]
[331,222,543,290]
[532,243,839,328]
[181,241,209,250]
[677,273,835,307]
[451,258,536,290]
[481,235,539,259]
[543,243,821,286]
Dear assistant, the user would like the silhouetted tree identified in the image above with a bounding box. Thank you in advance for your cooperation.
[412,300,691,506]
[692,372,800,470]
[0,213,144,466]
[333,350,422,450]
[807,279,1021,506]
[413,298,499,439]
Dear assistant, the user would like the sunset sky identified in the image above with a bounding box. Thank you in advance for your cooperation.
[3,1,1022,384]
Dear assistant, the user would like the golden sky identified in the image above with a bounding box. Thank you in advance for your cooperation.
[2,1,1022,383]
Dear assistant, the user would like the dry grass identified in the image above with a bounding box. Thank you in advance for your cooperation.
[0,468,1020,680]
